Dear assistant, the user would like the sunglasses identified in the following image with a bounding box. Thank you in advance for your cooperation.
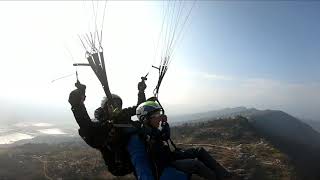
[150,113,162,119]
[150,113,167,122]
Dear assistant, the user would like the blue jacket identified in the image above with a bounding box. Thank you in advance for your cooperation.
[127,134,189,180]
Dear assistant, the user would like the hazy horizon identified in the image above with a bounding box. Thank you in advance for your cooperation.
[0,102,318,127]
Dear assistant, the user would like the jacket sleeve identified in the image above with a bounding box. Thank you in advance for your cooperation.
[69,87,94,129]
[138,90,146,106]
[71,104,93,129]
[70,103,105,129]
[127,134,155,180]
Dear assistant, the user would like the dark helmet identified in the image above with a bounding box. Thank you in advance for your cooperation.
[101,94,123,109]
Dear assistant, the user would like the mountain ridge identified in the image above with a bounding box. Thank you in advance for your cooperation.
[0,117,298,180]
[1,107,320,179]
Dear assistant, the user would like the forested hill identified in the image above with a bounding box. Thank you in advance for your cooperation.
[0,116,299,180]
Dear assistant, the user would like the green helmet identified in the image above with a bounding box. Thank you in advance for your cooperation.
[136,101,163,121]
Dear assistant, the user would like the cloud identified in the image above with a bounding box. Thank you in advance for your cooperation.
[200,72,233,81]
[38,128,66,135]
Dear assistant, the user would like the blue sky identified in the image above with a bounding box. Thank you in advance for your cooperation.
[0,1,319,125]
[181,1,320,83]
[160,1,320,119]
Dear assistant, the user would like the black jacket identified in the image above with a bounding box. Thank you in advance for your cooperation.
[70,90,146,149]
[142,123,174,176]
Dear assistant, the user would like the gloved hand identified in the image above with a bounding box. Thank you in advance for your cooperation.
[75,80,86,94]
[138,79,147,92]
[68,89,85,107]
[160,114,167,123]
[160,116,170,141]
[68,81,86,107]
